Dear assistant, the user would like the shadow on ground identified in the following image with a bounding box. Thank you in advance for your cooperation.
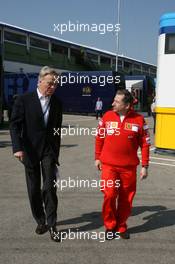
[57,205,175,235]
[0,141,12,148]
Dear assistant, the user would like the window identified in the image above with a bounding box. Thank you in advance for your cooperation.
[112,59,116,65]
[142,65,149,73]
[150,68,157,77]
[112,59,122,69]
[100,56,110,64]
[134,63,141,70]
[4,31,26,45]
[86,52,98,62]
[165,33,175,54]
[30,36,49,50]
[118,59,122,66]
[124,61,132,68]
[71,48,80,57]
[150,68,156,74]
[70,48,82,63]
[52,43,68,54]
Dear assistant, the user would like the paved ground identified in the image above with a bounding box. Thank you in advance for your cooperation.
[0,114,175,264]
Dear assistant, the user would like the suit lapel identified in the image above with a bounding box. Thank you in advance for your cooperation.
[47,95,55,127]
[32,92,57,129]
[32,91,45,127]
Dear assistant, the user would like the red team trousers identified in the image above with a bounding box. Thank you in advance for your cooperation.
[101,164,137,233]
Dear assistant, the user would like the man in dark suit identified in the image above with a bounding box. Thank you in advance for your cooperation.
[10,66,62,242]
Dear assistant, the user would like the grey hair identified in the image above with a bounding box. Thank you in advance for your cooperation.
[39,66,59,79]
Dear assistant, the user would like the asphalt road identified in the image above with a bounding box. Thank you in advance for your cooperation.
[0,114,175,264]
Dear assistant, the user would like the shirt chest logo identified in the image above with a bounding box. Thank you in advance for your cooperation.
[105,121,120,136]
[106,122,119,129]
[125,123,139,132]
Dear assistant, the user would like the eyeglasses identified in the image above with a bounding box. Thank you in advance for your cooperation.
[43,81,57,86]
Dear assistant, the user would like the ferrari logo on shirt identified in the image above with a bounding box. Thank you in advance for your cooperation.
[125,123,132,130]
[125,123,139,132]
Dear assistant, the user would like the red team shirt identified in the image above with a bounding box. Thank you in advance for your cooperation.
[95,110,150,167]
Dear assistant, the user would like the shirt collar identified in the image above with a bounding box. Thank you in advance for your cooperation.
[37,88,50,100]
[115,108,134,118]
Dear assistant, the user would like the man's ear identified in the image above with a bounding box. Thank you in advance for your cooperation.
[126,104,130,110]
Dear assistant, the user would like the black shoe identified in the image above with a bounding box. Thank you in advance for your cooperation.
[49,226,61,242]
[119,231,130,239]
[35,224,48,235]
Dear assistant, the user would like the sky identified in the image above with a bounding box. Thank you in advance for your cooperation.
[0,0,175,65]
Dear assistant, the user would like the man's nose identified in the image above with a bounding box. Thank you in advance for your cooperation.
[49,84,56,89]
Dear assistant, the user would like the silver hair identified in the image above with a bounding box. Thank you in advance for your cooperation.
[39,66,59,79]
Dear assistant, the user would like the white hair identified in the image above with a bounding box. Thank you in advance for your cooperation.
[39,66,59,79]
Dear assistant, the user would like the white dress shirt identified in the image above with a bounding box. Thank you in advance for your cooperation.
[119,114,125,122]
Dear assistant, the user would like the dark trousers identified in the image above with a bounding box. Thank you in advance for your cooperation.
[25,145,58,227]
[96,110,102,119]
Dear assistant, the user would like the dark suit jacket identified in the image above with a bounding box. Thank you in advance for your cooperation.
[10,91,62,168]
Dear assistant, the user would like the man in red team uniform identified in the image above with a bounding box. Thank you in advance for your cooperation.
[95,89,150,240]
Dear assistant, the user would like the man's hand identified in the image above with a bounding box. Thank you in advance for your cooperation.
[14,151,24,162]
[140,167,148,180]
[95,160,102,171]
